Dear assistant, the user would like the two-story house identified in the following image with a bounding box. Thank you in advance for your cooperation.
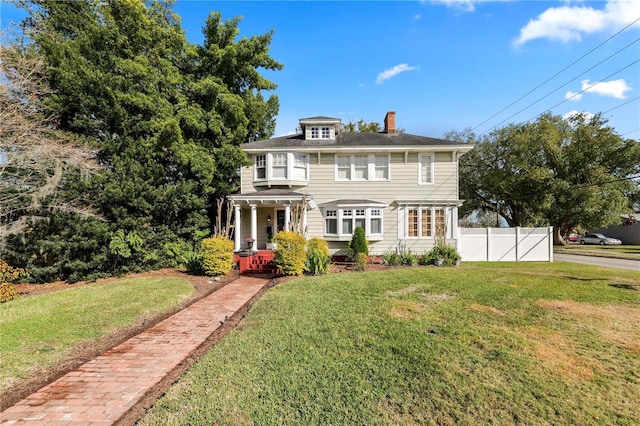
[230,112,474,257]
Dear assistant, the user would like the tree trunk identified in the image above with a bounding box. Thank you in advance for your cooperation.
[553,226,566,246]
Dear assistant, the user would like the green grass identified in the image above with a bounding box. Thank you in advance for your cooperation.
[139,263,639,426]
[555,245,640,260]
[0,276,194,390]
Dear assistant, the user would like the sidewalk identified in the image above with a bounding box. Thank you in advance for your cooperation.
[0,275,270,425]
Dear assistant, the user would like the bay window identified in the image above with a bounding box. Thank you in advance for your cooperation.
[323,206,385,239]
[253,152,309,183]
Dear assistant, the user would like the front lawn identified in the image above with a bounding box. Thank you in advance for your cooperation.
[0,276,194,391]
[139,262,639,425]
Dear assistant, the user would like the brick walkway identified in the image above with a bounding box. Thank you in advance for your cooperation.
[0,276,269,425]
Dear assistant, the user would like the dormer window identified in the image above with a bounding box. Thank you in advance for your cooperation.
[310,126,331,139]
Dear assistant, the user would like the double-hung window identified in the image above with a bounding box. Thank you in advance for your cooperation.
[335,154,390,181]
[325,210,338,234]
[272,153,287,179]
[336,156,351,180]
[255,154,266,180]
[353,155,368,180]
[322,127,330,138]
[293,154,307,180]
[419,154,434,184]
[311,127,319,139]
[374,155,389,180]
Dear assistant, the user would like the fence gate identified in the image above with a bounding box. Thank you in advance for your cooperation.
[458,227,553,262]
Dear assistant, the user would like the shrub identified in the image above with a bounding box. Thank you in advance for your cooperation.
[305,237,331,275]
[348,226,368,259]
[426,242,461,266]
[181,250,205,275]
[0,282,19,303]
[0,260,28,303]
[273,231,307,276]
[353,252,368,271]
[382,251,402,266]
[200,236,234,276]
[401,250,419,266]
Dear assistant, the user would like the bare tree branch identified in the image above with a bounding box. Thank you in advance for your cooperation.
[0,33,99,247]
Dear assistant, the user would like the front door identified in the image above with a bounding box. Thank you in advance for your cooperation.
[276,209,286,233]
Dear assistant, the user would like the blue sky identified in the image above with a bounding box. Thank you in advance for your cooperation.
[2,0,639,140]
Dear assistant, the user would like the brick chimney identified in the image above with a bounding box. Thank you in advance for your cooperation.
[384,111,396,134]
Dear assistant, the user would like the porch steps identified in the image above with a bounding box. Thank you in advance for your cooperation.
[234,250,276,274]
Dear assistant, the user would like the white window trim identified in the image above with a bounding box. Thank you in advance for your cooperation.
[323,207,384,239]
[404,207,449,239]
[418,153,434,185]
[253,153,309,183]
[254,154,266,181]
[334,154,391,182]
[310,126,332,140]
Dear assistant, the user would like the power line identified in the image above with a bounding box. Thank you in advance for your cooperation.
[523,58,640,123]
[480,40,640,134]
[472,17,640,134]
[602,96,640,115]
[621,128,640,137]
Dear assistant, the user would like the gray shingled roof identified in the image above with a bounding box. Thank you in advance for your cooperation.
[242,132,464,150]
[299,116,340,121]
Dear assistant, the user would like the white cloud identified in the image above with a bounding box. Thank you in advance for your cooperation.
[429,0,510,13]
[514,1,640,46]
[565,91,583,101]
[563,110,595,122]
[566,78,632,100]
[429,0,478,12]
[376,64,417,84]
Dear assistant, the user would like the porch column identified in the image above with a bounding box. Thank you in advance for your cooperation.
[250,205,258,251]
[234,204,241,252]
[302,207,307,236]
[284,204,290,231]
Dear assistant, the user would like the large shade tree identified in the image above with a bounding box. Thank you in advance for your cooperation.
[6,0,282,280]
[458,113,640,245]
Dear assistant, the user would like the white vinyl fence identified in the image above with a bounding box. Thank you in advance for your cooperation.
[458,227,553,262]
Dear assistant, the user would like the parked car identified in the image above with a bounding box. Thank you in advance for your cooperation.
[567,233,579,242]
[578,233,622,245]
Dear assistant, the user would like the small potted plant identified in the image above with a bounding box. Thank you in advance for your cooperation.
[266,231,277,250]
[246,237,255,249]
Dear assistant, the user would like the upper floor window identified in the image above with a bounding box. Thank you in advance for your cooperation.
[419,154,434,184]
[335,154,390,182]
[272,153,287,179]
[310,126,332,139]
[253,153,308,182]
[255,155,266,179]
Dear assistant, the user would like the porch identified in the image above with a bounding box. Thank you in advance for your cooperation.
[230,189,312,252]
